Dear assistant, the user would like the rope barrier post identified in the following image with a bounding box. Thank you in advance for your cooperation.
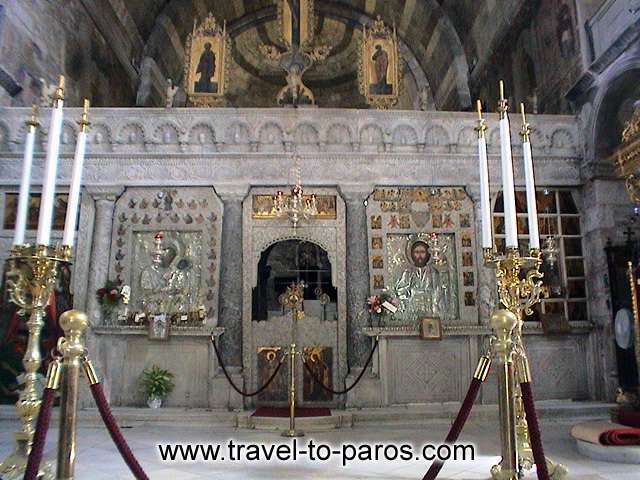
[23,358,62,480]
[489,310,519,480]
[56,310,89,480]
[281,344,303,438]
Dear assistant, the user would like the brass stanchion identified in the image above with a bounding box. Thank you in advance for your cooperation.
[281,343,304,437]
[0,244,70,480]
[56,310,89,480]
[489,310,519,480]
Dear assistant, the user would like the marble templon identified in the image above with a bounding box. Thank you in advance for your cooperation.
[0,107,627,409]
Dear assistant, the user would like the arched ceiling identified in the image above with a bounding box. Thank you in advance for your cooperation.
[125,0,473,109]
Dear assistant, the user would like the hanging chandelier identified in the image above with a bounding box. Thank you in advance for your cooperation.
[272,154,318,228]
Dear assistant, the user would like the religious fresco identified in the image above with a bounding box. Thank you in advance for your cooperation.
[529,0,582,111]
[3,193,69,232]
[366,187,478,326]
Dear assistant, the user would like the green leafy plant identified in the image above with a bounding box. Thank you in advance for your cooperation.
[139,365,174,400]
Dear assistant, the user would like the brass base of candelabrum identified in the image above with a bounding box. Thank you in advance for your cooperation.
[484,247,567,480]
[281,343,305,438]
[0,244,71,480]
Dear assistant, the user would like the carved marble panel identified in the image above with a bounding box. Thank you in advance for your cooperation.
[388,337,470,404]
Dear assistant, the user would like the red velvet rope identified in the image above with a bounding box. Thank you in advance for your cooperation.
[422,377,483,480]
[23,387,56,480]
[89,383,149,480]
[520,381,550,480]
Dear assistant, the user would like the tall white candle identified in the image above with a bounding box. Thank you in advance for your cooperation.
[62,99,90,247]
[36,76,65,246]
[13,108,39,246]
[498,81,518,248]
[521,103,540,250]
[476,100,492,249]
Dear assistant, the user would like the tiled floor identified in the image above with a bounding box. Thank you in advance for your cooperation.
[0,417,637,479]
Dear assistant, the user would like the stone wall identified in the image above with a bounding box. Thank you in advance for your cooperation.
[0,0,137,107]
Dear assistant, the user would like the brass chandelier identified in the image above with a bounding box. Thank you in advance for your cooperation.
[272,154,318,228]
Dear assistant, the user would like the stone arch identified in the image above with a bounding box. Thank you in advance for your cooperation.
[225,122,252,144]
[590,57,640,162]
[425,125,450,146]
[189,123,216,145]
[392,125,418,146]
[326,123,353,144]
[359,124,384,145]
[118,123,146,145]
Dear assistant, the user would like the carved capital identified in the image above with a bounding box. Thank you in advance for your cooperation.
[85,185,125,202]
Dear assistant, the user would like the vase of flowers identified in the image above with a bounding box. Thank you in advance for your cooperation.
[139,365,174,408]
[96,280,123,324]
[366,292,398,327]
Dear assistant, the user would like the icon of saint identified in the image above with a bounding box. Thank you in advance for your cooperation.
[194,42,218,93]
[370,44,392,95]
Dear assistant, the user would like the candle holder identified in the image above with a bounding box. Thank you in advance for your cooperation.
[0,243,71,480]
[484,247,567,479]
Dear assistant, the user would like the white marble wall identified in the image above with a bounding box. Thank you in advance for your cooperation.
[0,107,611,408]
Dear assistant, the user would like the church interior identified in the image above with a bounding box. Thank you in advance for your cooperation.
[0,1,640,479]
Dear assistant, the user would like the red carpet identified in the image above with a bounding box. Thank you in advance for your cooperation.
[251,407,331,418]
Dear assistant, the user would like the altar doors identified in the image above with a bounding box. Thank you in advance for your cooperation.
[251,239,339,408]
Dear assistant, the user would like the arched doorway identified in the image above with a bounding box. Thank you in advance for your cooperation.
[251,239,338,407]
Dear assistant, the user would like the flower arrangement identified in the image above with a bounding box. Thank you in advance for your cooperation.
[367,292,398,317]
[96,280,123,309]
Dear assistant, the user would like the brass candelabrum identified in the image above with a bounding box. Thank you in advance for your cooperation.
[0,243,71,480]
[483,246,567,480]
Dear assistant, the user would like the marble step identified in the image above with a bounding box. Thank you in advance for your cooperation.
[0,401,614,430]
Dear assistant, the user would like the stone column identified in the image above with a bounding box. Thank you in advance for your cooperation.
[217,186,247,367]
[581,174,632,401]
[85,186,124,324]
[341,185,373,367]
[80,186,123,407]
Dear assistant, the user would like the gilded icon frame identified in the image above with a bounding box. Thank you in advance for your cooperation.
[184,12,230,107]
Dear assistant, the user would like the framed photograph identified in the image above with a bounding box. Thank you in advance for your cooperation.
[148,313,170,341]
[184,13,230,107]
[358,16,401,109]
[420,317,442,340]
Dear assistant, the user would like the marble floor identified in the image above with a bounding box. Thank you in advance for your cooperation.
[0,416,637,479]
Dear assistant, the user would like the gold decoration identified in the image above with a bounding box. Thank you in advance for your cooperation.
[0,244,70,479]
[484,247,567,479]
[617,102,640,203]
[183,13,230,107]
[358,16,402,109]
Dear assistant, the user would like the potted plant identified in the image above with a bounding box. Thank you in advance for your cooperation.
[139,365,174,408]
